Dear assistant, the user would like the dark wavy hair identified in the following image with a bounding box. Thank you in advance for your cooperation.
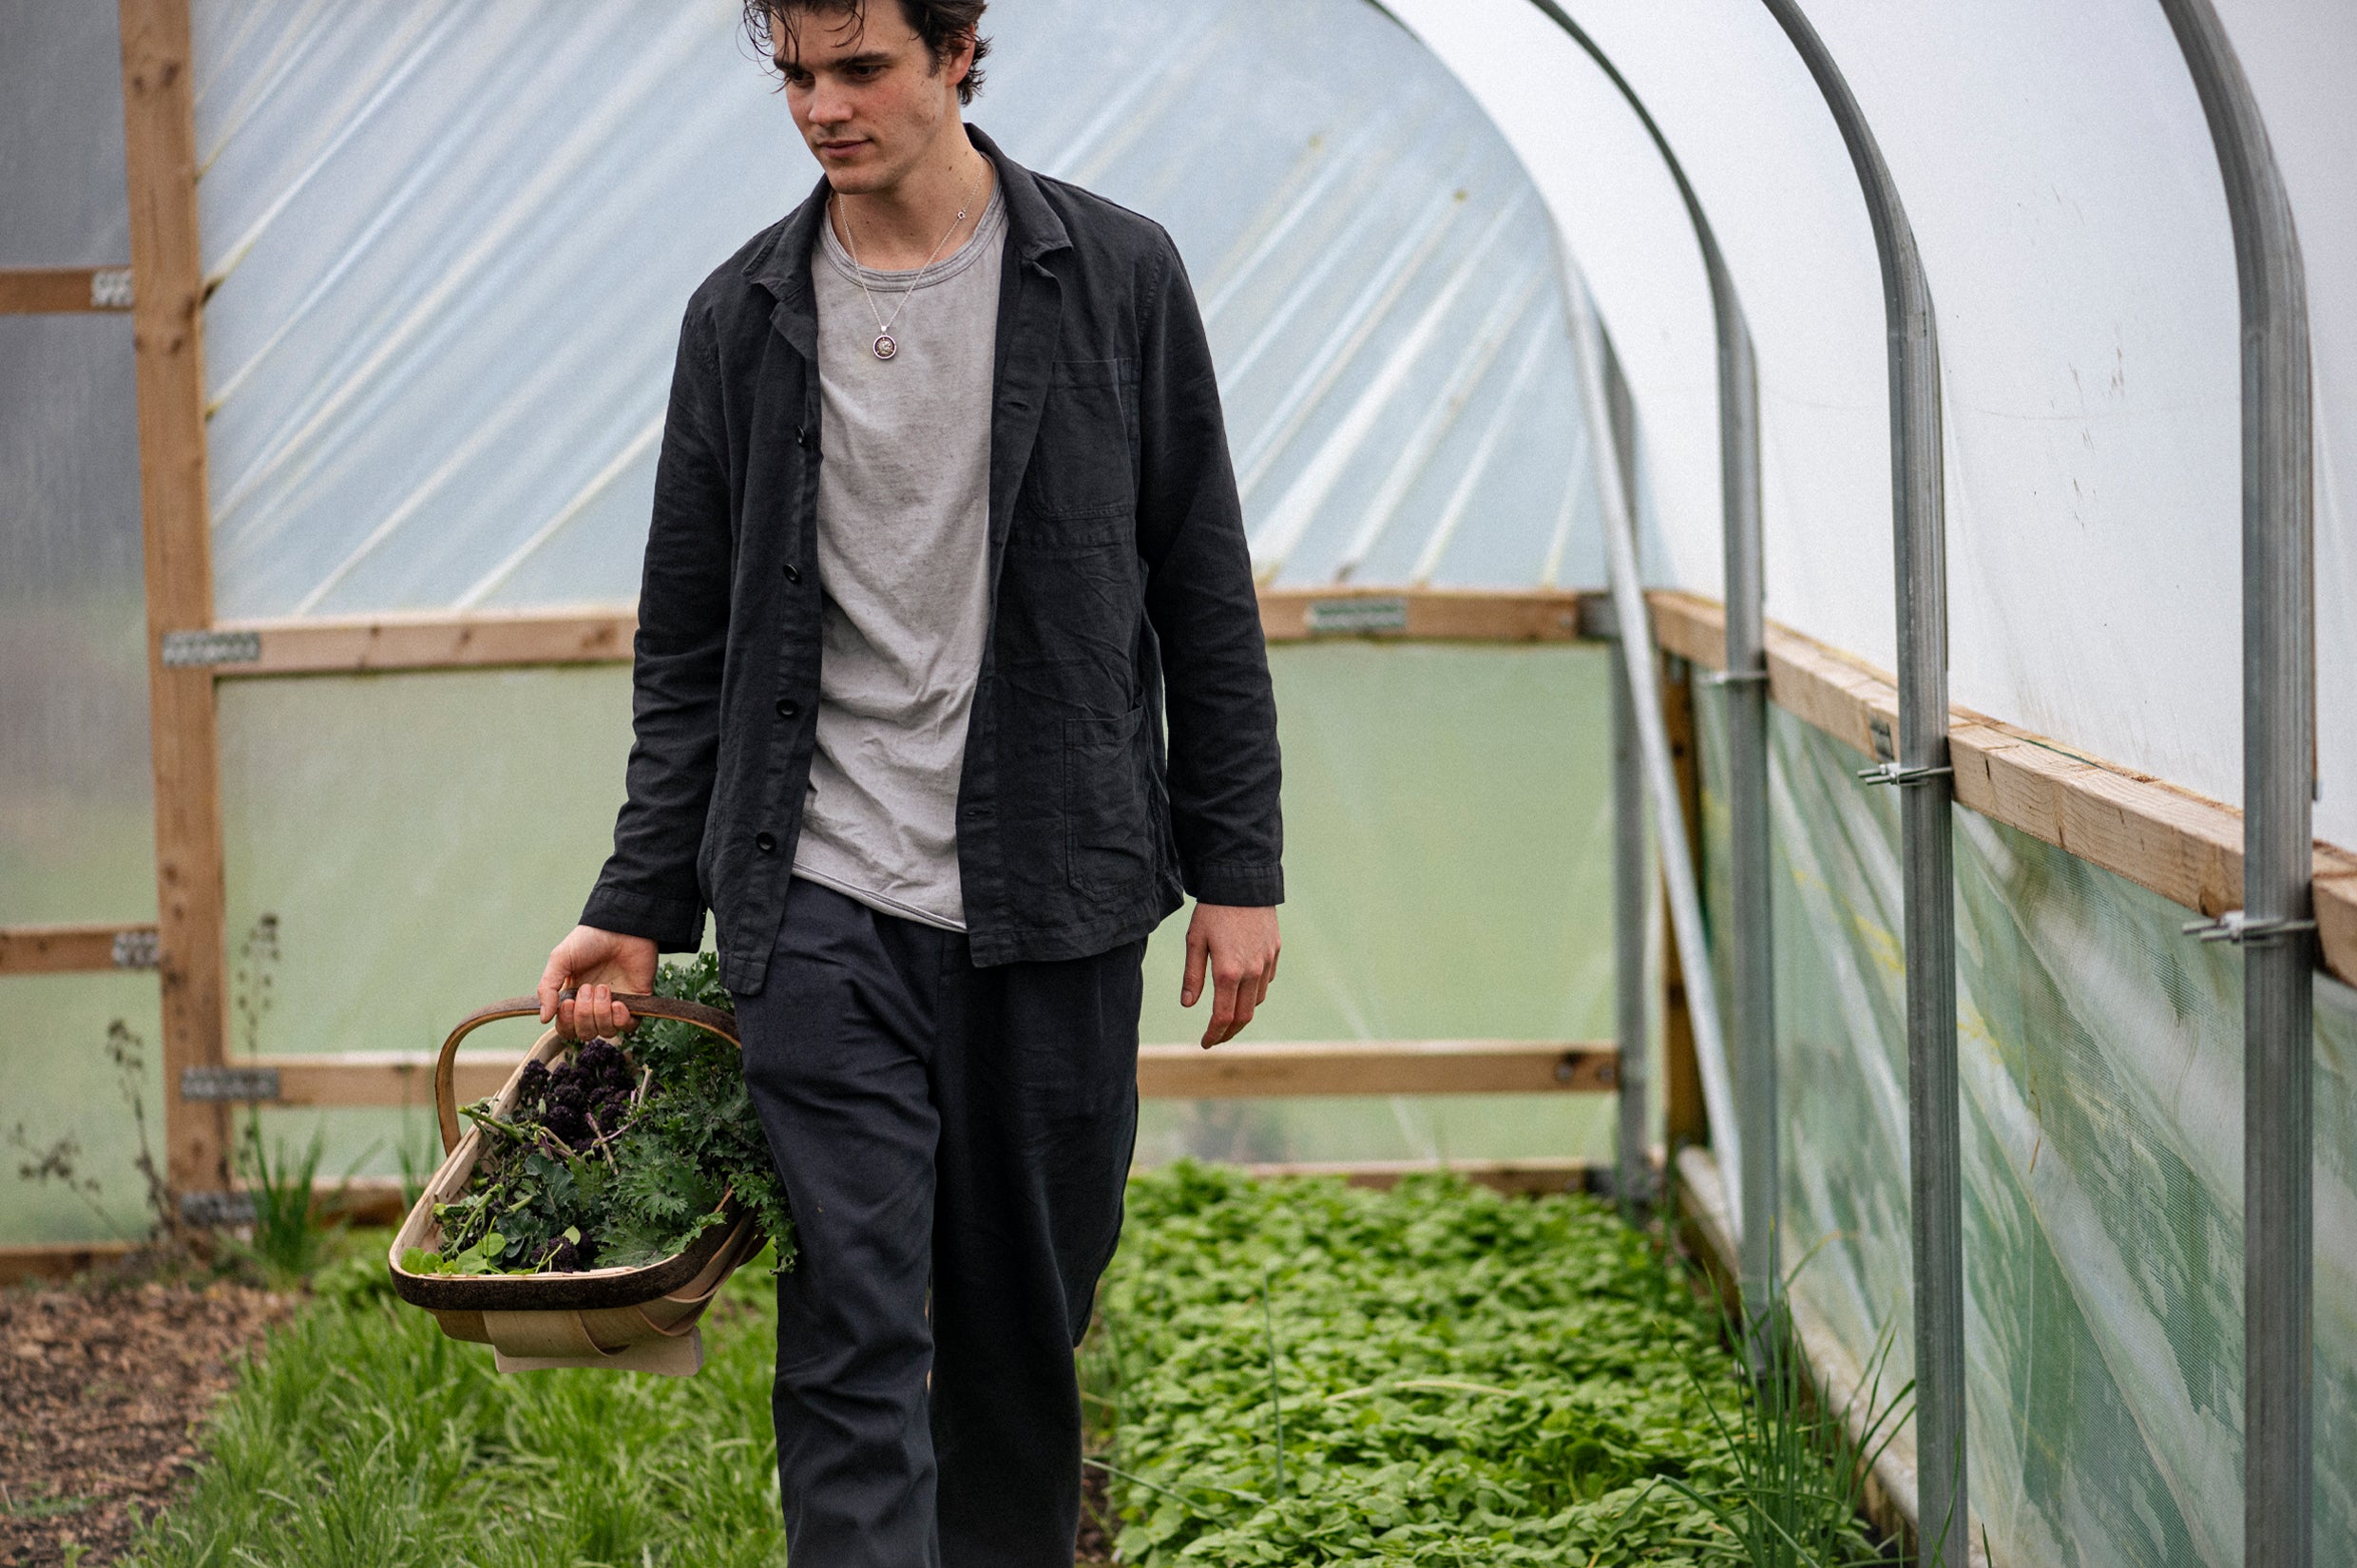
[746,0,990,105]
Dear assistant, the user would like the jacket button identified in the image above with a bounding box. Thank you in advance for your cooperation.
[776,698,800,719]
[795,425,814,449]
[783,563,803,584]
[755,832,776,854]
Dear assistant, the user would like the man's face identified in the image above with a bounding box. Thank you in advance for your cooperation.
[772,5,972,195]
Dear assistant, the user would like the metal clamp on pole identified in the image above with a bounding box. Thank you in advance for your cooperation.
[1854,761,1954,789]
[1701,668,1770,688]
[2181,910,2318,946]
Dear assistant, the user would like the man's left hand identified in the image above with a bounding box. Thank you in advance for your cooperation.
[1179,902,1281,1049]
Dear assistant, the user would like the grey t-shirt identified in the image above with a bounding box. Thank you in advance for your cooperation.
[791,183,1006,931]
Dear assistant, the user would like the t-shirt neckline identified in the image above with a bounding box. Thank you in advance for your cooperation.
[818,182,1007,292]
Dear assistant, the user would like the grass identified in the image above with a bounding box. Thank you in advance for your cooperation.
[123,1245,788,1568]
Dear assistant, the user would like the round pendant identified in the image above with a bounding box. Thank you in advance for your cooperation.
[872,334,898,361]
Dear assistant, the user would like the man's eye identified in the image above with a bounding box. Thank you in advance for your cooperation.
[848,63,882,79]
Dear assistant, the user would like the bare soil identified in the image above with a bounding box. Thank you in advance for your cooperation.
[0,1279,290,1567]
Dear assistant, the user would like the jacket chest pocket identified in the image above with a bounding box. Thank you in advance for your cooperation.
[1021,357,1138,521]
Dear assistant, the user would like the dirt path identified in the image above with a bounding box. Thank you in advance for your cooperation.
[1,1280,290,1567]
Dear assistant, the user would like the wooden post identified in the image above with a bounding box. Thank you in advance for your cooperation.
[1659,654,1709,1148]
[120,0,231,1204]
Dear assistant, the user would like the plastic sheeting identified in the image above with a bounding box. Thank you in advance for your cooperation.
[191,0,1611,618]
[0,0,130,266]
[1386,0,2355,851]
[206,644,1622,1183]
[1695,682,2357,1565]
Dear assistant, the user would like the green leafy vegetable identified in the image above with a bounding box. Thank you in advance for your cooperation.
[1088,1162,1812,1566]
[413,955,795,1276]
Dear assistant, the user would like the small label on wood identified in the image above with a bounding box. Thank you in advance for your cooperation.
[179,1190,259,1228]
[160,629,262,668]
[1305,597,1408,636]
[180,1065,281,1102]
[110,928,160,969]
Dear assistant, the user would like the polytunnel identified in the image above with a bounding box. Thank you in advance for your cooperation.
[2,0,2353,1564]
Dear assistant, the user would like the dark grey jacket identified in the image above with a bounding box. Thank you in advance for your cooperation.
[582,128,1282,993]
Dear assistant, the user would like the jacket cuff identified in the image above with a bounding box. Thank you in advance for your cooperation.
[1188,863,1284,908]
[581,882,706,955]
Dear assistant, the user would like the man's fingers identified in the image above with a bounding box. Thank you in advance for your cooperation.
[1180,926,1209,1007]
[1201,967,1242,1048]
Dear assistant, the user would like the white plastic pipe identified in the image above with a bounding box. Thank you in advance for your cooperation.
[1564,279,1745,1238]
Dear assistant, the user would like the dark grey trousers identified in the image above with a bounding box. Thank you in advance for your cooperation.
[734,877,1143,1567]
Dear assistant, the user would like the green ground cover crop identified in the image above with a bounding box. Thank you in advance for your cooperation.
[122,1255,788,1568]
[1088,1164,1753,1565]
[125,1165,1864,1567]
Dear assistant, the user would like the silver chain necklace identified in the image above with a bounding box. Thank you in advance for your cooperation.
[834,181,978,362]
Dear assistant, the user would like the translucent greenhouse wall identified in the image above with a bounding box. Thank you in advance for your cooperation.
[0,4,164,1247]
[1389,0,2356,850]
[1696,682,2357,1562]
[199,645,1623,1201]
[189,0,1616,615]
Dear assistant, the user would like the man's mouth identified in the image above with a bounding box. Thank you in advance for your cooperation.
[815,136,866,157]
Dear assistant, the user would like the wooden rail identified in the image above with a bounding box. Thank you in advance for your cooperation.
[205,607,639,677]
[185,589,1606,679]
[0,922,159,974]
[1647,590,2357,989]
[189,1039,1619,1112]
[0,266,134,314]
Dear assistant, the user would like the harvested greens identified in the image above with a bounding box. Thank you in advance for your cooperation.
[402,955,795,1277]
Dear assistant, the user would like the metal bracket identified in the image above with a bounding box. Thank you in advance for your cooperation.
[110,927,160,969]
[1855,761,1954,789]
[1702,668,1770,688]
[161,629,261,668]
[179,1190,258,1229]
[180,1064,282,1102]
[89,267,134,310]
[2181,909,2317,947]
[1303,596,1408,636]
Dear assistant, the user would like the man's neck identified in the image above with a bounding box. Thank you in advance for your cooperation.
[830,124,995,270]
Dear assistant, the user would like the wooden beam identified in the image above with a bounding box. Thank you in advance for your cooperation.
[1658,655,1709,1148]
[1138,1039,1619,1098]
[122,0,231,1199]
[170,1040,1618,1113]
[1649,590,2357,990]
[254,1050,523,1108]
[1259,586,1597,644]
[187,590,1603,680]
[0,1241,141,1287]
[0,266,135,314]
[0,922,159,974]
[1238,1157,1607,1196]
[206,606,640,678]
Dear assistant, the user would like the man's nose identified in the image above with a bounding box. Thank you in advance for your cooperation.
[809,86,852,124]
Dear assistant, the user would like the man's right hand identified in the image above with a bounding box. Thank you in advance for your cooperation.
[537,926,659,1040]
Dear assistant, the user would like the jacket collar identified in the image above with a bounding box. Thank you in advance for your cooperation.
[744,123,1068,356]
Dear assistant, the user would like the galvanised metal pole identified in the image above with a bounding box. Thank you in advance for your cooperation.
[2159,4,2317,1564]
[1756,6,1964,1562]
[1612,623,1649,1218]
[1520,0,1780,1329]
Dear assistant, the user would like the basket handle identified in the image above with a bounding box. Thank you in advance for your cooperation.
[432,992,740,1154]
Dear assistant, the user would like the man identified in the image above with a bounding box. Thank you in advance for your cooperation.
[534,2,1283,1561]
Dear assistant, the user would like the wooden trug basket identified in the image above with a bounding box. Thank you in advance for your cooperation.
[387,992,764,1376]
